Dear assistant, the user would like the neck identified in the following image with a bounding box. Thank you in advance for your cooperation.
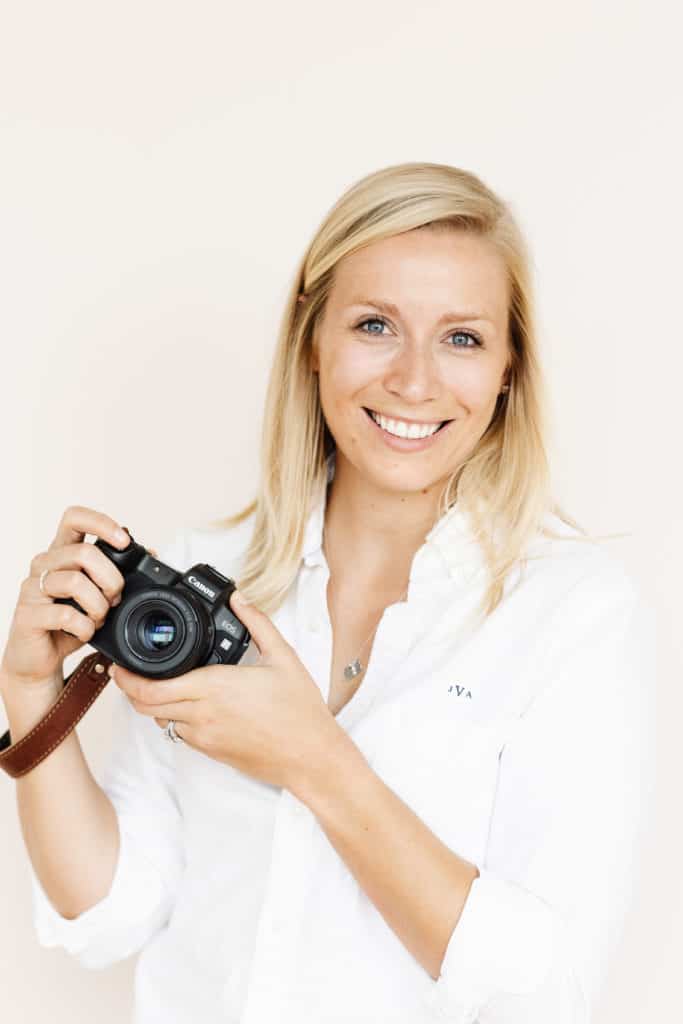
[322,453,445,591]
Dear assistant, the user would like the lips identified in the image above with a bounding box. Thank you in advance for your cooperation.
[362,408,451,432]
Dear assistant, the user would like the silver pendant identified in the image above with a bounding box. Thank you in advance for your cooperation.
[344,659,363,680]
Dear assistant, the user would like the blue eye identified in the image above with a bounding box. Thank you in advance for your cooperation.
[355,317,482,348]
[356,317,388,335]
[447,330,483,349]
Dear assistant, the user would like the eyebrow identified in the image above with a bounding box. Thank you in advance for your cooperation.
[346,298,495,326]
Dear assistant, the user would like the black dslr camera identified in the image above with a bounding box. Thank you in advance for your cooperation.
[55,529,252,679]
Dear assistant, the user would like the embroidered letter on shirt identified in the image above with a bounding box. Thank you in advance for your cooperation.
[448,684,472,699]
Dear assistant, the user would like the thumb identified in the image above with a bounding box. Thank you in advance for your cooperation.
[228,589,286,661]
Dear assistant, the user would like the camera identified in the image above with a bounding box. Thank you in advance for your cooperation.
[55,529,252,679]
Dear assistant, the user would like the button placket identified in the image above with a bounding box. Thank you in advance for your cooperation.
[237,788,319,1023]
[293,562,332,702]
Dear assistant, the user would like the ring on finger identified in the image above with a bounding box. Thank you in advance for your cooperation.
[164,719,185,744]
[39,569,50,596]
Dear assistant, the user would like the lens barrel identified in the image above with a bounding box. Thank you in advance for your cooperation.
[116,587,213,678]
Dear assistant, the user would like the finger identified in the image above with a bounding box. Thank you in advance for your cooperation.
[13,599,100,645]
[228,590,289,661]
[153,717,196,748]
[49,506,131,553]
[30,543,126,605]
[24,568,110,625]
[111,664,206,706]
[129,697,198,720]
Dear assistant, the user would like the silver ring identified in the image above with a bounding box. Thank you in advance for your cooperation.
[39,569,50,596]
[164,719,184,744]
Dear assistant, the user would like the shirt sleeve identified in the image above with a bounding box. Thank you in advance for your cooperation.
[28,530,191,969]
[426,564,658,1023]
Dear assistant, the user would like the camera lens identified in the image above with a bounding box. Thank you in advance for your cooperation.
[132,604,184,658]
[140,612,177,652]
[116,588,213,678]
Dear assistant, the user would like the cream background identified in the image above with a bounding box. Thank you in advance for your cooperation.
[0,0,680,1020]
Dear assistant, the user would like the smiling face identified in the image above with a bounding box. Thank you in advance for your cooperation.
[311,226,512,500]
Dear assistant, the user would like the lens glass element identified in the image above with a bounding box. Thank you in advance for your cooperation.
[140,612,177,652]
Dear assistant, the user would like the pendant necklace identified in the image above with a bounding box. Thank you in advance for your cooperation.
[339,593,405,679]
[342,590,408,680]
[323,523,409,681]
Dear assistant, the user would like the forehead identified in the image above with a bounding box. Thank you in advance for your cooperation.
[330,228,509,325]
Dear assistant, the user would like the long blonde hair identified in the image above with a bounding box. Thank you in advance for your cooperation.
[209,162,626,619]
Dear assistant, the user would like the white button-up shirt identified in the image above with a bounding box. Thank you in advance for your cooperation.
[28,462,657,1023]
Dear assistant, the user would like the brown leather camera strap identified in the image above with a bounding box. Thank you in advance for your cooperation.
[0,652,114,779]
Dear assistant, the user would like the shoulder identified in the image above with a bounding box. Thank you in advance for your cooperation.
[154,511,256,581]
[512,514,657,719]
[518,510,642,615]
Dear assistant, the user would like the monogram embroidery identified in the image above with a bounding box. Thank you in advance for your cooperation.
[448,684,472,699]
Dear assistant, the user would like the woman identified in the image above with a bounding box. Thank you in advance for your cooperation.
[2,162,655,1022]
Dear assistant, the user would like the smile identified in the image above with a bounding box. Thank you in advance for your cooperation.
[364,408,450,439]
[363,407,454,450]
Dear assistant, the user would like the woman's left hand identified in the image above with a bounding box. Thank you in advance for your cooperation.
[109,589,338,792]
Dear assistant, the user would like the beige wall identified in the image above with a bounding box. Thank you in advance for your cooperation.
[0,0,680,1019]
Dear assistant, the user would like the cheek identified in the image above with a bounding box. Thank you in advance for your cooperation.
[442,364,500,415]
[318,350,375,412]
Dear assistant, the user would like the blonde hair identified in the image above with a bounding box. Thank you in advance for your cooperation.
[209,162,627,619]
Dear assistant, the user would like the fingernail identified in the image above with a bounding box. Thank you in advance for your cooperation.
[112,595,122,607]
[232,589,247,605]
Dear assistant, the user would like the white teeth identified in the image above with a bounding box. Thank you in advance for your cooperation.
[369,410,442,439]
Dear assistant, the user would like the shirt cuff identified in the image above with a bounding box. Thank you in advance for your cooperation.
[29,816,172,969]
[424,867,562,1022]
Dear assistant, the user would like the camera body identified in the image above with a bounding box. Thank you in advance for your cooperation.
[55,530,252,679]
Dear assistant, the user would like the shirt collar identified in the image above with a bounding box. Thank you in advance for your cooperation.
[301,451,487,588]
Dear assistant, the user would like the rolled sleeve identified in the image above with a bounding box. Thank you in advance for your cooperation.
[29,811,176,969]
[28,531,190,969]
[428,568,658,1023]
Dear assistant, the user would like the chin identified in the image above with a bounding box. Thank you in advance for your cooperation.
[360,457,449,493]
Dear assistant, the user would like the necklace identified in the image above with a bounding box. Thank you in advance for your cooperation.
[322,523,410,682]
[342,585,408,680]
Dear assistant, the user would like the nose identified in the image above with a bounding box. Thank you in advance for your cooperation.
[383,341,441,406]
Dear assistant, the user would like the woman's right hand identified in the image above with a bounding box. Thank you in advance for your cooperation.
[0,506,132,693]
